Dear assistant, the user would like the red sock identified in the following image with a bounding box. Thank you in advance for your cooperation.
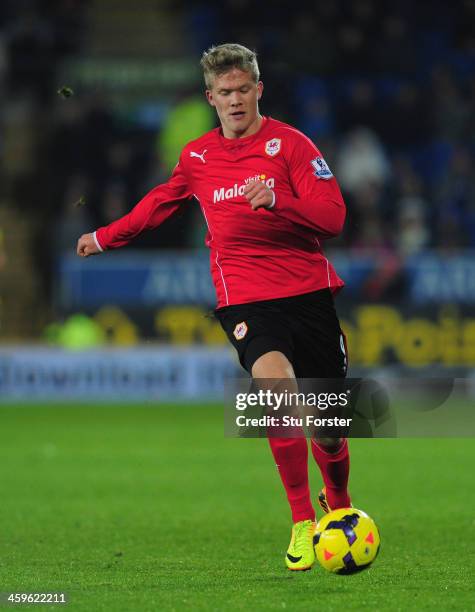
[311,439,351,509]
[268,437,315,523]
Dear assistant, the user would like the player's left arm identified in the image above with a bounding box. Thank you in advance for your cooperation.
[244,133,346,238]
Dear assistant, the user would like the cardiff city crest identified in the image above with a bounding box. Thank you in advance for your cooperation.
[233,321,248,340]
[265,138,281,157]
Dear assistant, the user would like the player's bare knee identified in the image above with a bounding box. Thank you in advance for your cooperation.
[251,351,295,379]
[314,437,343,451]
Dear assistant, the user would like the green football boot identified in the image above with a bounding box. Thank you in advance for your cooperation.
[285,519,316,571]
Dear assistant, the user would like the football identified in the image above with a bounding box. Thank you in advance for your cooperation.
[314,508,380,574]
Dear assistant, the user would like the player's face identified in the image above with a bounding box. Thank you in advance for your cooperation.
[206,68,263,139]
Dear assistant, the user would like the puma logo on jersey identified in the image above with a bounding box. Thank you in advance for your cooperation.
[190,149,207,164]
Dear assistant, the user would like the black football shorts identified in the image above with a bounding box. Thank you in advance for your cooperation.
[214,288,348,378]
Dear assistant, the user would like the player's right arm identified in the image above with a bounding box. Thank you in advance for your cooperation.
[77,232,103,257]
[76,155,192,257]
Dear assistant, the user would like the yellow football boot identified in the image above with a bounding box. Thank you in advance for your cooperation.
[285,519,317,571]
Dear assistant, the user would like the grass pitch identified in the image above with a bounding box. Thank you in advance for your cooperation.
[0,404,474,611]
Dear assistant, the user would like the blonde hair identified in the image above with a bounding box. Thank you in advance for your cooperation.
[200,43,260,89]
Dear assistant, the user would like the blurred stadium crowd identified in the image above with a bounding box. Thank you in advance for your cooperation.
[0,0,474,337]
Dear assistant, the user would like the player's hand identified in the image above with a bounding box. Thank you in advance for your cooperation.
[76,233,101,257]
[243,180,275,210]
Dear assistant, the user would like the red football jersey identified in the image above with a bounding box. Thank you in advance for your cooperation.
[95,117,346,307]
